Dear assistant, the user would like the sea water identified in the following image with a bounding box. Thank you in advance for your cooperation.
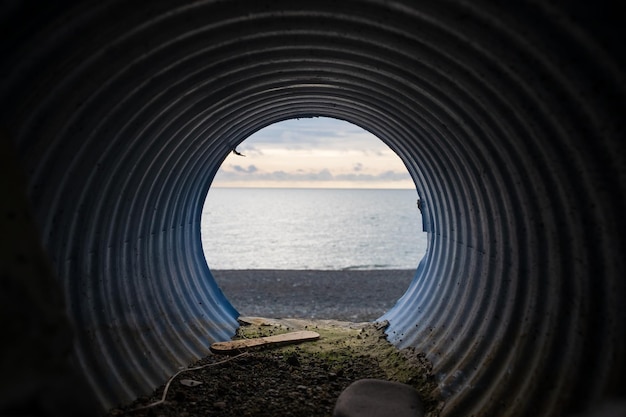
[201,188,427,270]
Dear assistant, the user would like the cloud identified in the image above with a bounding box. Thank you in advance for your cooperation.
[216,166,410,183]
[231,164,258,173]
[310,169,333,181]
[252,168,334,182]
[211,117,413,188]
[334,170,411,182]
[377,170,407,180]
[242,117,383,151]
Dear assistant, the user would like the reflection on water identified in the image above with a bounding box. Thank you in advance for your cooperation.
[201,188,426,270]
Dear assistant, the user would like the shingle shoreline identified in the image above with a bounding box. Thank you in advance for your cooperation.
[211,269,416,322]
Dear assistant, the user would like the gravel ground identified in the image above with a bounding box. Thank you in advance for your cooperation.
[212,269,416,322]
[107,319,440,417]
[105,270,439,417]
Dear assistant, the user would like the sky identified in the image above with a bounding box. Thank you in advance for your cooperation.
[211,117,415,189]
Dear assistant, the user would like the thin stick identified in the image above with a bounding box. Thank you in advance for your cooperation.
[129,352,249,412]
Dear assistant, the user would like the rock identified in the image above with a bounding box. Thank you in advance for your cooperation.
[180,379,202,387]
[333,379,424,417]
[286,353,301,367]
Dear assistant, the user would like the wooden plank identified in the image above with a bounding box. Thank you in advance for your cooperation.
[238,316,273,326]
[210,330,320,354]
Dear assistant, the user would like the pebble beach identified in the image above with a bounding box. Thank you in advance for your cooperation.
[212,269,416,322]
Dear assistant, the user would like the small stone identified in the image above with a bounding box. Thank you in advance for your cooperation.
[333,379,424,417]
[180,378,202,387]
[286,353,301,367]
[214,401,227,409]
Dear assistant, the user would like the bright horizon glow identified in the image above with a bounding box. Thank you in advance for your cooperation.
[211,117,415,189]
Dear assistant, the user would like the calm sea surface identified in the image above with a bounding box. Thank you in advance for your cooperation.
[201,188,427,270]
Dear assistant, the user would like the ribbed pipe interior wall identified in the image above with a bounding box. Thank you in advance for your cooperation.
[1,1,625,416]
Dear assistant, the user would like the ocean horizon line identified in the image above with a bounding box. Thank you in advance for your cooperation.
[208,185,417,191]
[202,187,426,271]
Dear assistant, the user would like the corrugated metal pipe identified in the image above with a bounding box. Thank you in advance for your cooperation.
[1,1,625,416]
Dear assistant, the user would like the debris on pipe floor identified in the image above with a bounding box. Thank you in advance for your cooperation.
[107,318,442,417]
[210,329,321,354]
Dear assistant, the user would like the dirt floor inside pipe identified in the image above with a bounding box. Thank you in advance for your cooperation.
[107,317,442,417]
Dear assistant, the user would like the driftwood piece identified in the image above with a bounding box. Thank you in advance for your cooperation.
[210,330,320,354]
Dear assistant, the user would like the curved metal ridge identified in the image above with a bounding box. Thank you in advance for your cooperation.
[1,1,624,416]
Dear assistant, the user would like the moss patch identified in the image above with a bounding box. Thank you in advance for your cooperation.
[235,317,442,416]
[108,317,442,417]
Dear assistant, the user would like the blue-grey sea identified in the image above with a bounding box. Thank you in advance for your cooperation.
[201,188,427,270]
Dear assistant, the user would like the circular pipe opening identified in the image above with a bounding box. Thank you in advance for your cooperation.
[201,117,427,321]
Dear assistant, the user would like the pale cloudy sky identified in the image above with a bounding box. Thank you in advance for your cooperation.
[212,117,414,189]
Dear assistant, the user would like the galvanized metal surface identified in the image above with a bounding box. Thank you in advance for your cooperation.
[1,1,625,416]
